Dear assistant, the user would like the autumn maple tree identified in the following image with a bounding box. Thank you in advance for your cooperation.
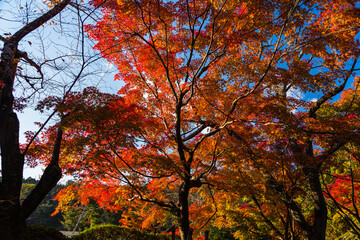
[207,3,360,240]
[205,0,360,238]
[29,0,360,239]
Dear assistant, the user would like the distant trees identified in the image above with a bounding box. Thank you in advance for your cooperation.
[21,178,63,229]
[15,177,122,231]
[61,199,123,232]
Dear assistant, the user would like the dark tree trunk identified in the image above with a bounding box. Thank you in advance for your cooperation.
[0,112,27,240]
[0,39,28,240]
[178,178,191,240]
[288,139,328,240]
[0,203,28,240]
[0,1,70,239]
[302,167,327,240]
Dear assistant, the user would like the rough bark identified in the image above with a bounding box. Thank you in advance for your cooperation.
[0,1,70,239]
[21,128,63,219]
[0,113,27,240]
[178,178,191,240]
[289,139,327,240]
[302,167,327,240]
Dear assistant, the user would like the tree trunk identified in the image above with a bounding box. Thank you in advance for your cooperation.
[302,167,327,240]
[288,139,327,240]
[0,88,28,240]
[0,201,28,240]
[0,112,63,240]
[0,1,70,239]
[178,178,191,240]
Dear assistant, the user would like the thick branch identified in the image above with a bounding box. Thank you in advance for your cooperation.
[16,50,44,81]
[21,128,63,219]
[182,125,208,142]
[11,0,71,43]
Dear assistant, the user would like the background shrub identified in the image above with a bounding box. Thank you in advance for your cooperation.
[71,224,179,240]
[27,225,67,240]
[209,226,236,240]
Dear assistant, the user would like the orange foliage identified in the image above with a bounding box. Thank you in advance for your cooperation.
[27,0,360,239]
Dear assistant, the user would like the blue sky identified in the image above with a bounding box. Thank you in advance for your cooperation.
[0,0,121,180]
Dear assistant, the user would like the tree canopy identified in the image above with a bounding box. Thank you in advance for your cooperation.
[23,0,360,240]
